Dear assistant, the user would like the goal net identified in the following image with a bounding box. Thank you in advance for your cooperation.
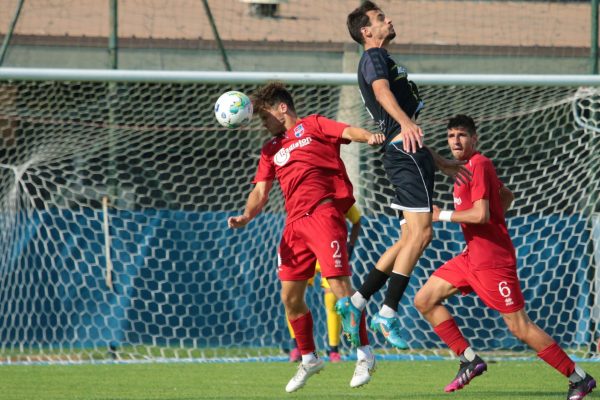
[0,70,598,363]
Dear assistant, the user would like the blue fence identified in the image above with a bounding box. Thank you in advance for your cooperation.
[0,208,593,353]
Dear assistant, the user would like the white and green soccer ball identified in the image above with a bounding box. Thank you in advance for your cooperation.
[214,91,253,128]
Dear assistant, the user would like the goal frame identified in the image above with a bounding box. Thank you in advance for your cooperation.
[0,68,598,363]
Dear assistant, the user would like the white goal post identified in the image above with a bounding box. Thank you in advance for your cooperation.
[3,67,600,85]
[0,68,598,363]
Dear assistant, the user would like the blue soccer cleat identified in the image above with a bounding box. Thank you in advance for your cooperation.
[335,297,361,347]
[370,312,409,350]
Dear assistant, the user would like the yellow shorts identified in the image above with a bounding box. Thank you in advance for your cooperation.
[307,262,330,289]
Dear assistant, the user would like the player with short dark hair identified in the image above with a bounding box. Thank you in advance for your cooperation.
[338,1,471,349]
[228,82,383,392]
[413,114,596,399]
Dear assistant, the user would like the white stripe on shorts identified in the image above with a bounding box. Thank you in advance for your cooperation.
[391,203,431,213]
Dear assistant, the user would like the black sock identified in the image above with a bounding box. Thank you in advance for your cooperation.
[358,268,390,300]
[328,346,339,354]
[383,272,410,312]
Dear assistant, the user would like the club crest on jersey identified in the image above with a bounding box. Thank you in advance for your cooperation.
[394,64,408,80]
[294,124,305,138]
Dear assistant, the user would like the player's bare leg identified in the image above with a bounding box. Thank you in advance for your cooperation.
[414,276,459,326]
[281,280,324,393]
[501,310,596,399]
[415,276,487,392]
[501,310,553,352]
[329,276,376,388]
[345,223,408,328]
[374,226,408,274]
[372,212,432,349]
[392,211,432,276]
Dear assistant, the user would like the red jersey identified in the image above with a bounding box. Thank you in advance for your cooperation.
[453,152,516,268]
[332,143,355,214]
[252,114,350,224]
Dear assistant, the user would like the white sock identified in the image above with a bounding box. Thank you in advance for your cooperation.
[379,304,397,318]
[460,347,476,362]
[351,292,367,311]
[569,365,586,382]
[357,345,373,361]
[302,351,318,365]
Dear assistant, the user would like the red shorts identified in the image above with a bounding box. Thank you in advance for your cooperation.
[278,202,351,281]
[433,253,525,313]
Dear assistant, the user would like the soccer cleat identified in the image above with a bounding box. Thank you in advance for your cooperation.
[328,351,342,363]
[285,358,325,393]
[335,297,361,347]
[350,355,377,388]
[289,347,301,362]
[370,313,409,349]
[444,355,487,392]
[567,373,596,400]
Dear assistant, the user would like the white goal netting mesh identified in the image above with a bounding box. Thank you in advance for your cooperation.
[0,76,598,363]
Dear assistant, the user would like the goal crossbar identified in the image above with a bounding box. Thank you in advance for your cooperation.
[2,68,600,86]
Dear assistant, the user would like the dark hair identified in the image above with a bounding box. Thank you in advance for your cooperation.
[347,1,380,45]
[447,114,477,135]
[251,81,296,113]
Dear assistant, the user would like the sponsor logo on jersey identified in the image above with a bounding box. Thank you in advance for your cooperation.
[294,124,305,138]
[454,196,462,206]
[273,137,313,166]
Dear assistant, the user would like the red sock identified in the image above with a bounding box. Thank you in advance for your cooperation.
[537,342,575,377]
[433,318,469,356]
[359,311,369,346]
[289,312,316,355]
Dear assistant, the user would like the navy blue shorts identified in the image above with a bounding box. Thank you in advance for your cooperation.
[383,141,435,213]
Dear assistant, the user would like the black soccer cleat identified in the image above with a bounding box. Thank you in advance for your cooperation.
[567,373,596,400]
[444,355,487,392]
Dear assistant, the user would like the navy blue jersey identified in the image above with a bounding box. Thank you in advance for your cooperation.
[357,47,423,147]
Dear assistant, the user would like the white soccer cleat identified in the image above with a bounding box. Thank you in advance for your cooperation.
[285,358,325,393]
[350,355,376,388]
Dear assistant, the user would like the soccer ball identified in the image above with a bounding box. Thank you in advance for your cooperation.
[214,91,253,128]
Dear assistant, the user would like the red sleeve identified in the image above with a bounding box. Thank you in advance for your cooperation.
[251,148,275,184]
[313,115,351,144]
[497,176,505,189]
[470,160,497,203]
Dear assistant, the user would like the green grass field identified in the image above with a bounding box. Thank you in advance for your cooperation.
[1,360,599,400]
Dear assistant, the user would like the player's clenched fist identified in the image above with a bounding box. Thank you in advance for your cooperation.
[227,215,250,229]
[368,133,385,146]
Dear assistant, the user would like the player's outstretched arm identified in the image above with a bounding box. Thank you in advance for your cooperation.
[426,146,471,186]
[341,127,385,145]
[227,180,273,229]
[372,78,423,153]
